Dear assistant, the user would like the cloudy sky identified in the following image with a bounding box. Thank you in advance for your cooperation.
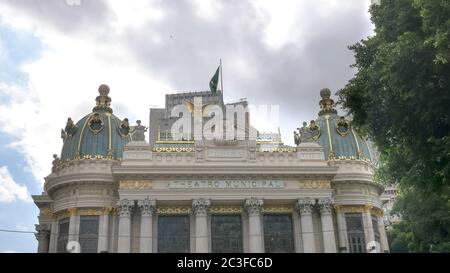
[0,0,374,252]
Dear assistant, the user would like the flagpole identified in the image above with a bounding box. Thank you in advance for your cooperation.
[220,58,224,94]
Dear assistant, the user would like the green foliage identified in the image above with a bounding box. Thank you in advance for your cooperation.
[338,0,450,252]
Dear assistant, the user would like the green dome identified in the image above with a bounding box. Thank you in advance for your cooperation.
[298,88,372,161]
[60,85,131,161]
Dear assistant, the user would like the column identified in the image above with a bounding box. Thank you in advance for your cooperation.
[193,198,211,253]
[318,198,337,253]
[138,197,156,253]
[67,208,78,242]
[244,197,264,253]
[35,224,50,253]
[117,199,134,253]
[98,207,112,253]
[296,198,316,253]
[378,215,390,253]
[362,204,376,252]
[48,219,58,253]
[335,206,349,253]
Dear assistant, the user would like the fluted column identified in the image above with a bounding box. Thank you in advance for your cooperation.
[67,208,78,242]
[98,207,112,253]
[296,198,316,253]
[138,198,156,253]
[363,204,376,252]
[335,206,349,253]
[244,197,264,253]
[35,224,50,253]
[48,219,58,253]
[318,198,337,253]
[378,215,390,253]
[193,198,211,253]
[117,199,134,253]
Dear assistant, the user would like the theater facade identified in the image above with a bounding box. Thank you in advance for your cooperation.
[32,85,389,253]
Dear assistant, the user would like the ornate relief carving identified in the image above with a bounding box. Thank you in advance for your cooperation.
[54,210,70,220]
[371,207,384,217]
[116,199,135,217]
[334,205,365,213]
[209,206,243,214]
[262,206,293,213]
[244,197,263,216]
[78,208,104,216]
[137,197,156,216]
[68,207,77,216]
[40,207,53,218]
[35,224,50,240]
[364,204,373,213]
[192,198,211,216]
[119,180,153,190]
[157,206,191,214]
[299,180,331,189]
[317,198,333,214]
[102,207,113,215]
[296,197,315,215]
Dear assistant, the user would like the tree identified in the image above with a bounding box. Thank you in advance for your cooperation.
[337,0,450,252]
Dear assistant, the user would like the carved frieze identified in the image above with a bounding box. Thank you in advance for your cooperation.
[119,180,153,190]
[299,180,331,189]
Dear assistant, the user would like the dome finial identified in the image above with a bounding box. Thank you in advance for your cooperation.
[318,87,337,116]
[93,84,113,113]
[98,84,110,96]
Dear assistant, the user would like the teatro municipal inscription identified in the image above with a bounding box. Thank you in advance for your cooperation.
[168,180,285,189]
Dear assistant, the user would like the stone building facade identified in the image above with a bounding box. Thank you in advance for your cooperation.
[32,85,389,253]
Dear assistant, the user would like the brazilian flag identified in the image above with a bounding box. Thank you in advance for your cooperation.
[209,66,220,95]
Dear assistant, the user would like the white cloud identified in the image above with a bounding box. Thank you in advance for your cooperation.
[0,0,374,187]
[0,166,31,203]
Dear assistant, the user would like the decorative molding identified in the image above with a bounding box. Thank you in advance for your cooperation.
[54,210,70,220]
[119,180,153,190]
[244,197,263,216]
[334,205,365,213]
[317,198,333,214]
[157,206,191,214]
[364,204,373,213]
[192,198,211,216]
[372,207,384,217]
[137,197,156,217]
[262,205,293,213]
[40,207,53,218]
[299,180,331,189]
[209,206,243,214]
[116,199,135,217]
[296,197,315,215]
[102,207,113,215]
[78,208,103,216]
[68,207,77,217]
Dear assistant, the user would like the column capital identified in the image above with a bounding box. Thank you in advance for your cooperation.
[192,198,211,216]
[35,224,50,241]
[296,197,315,215]
[117,199,135,217]
[318,197,334,214]
[137,197,156,216]
[68,207,77,216]
[244,197,263,216]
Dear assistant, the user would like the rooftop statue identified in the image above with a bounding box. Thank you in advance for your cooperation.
[131,120,147,142]
[294,120,321,145]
